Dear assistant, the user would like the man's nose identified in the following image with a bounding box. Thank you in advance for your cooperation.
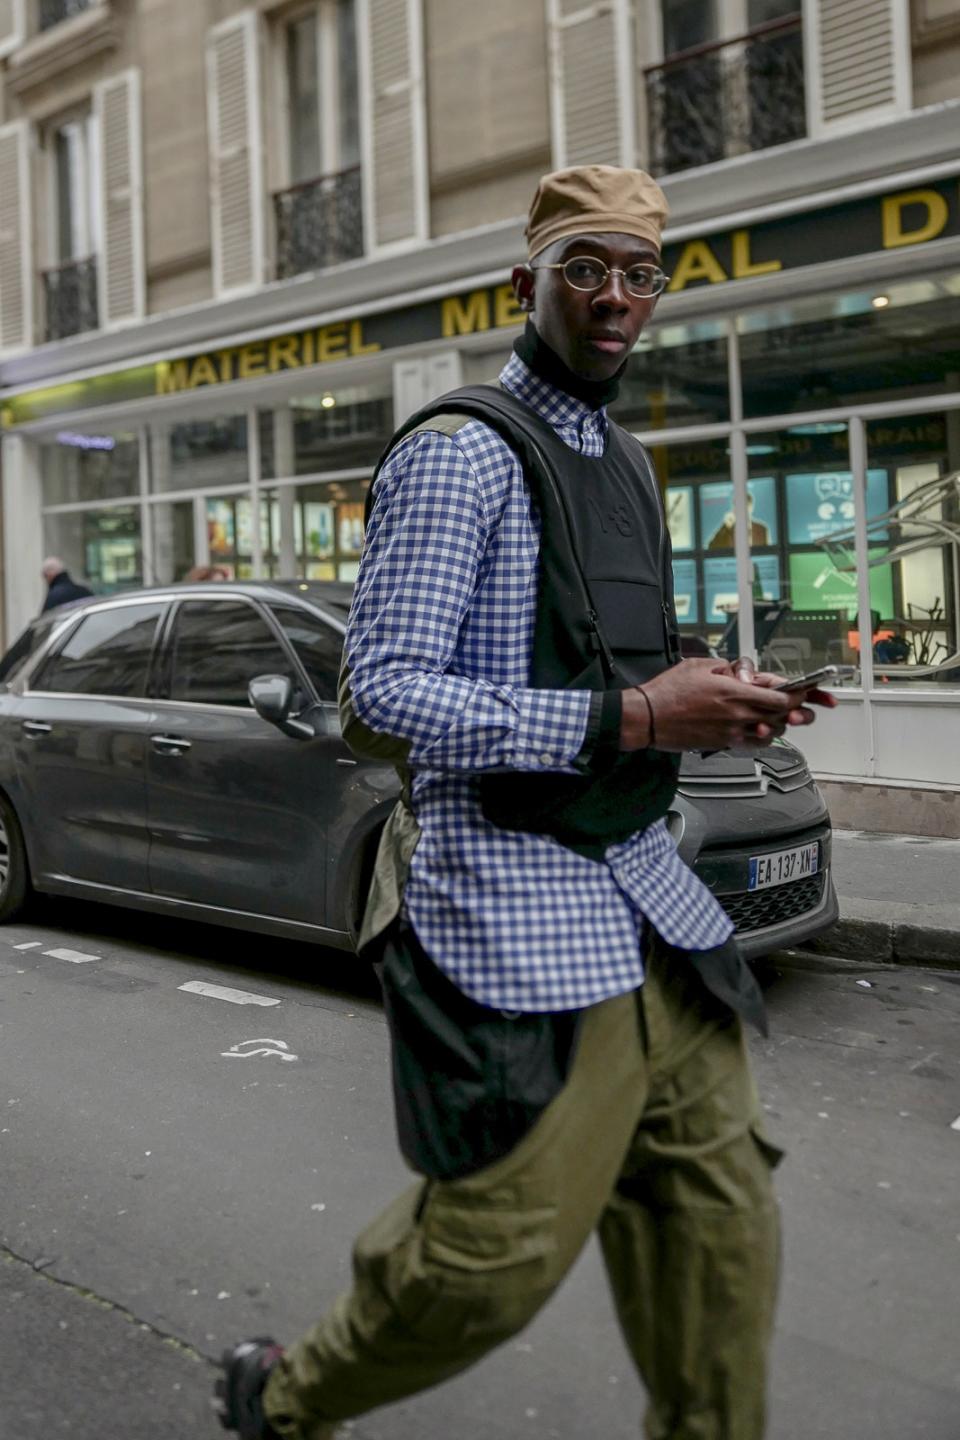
[591,271,630,311]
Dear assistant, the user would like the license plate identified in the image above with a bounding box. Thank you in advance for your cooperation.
[748,841,819,891]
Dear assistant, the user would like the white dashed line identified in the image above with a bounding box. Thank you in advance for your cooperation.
[44,948,100,964]
[13,942,42,950]
[179,981,280,1007]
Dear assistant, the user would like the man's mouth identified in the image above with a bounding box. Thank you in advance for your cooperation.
[587,333,628,354]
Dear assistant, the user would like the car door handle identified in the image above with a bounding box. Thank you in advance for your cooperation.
[151,734,192,755]
[21,720,52,736]
[336,757,357,767]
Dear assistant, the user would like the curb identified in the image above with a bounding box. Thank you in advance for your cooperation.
[798,913,960,971]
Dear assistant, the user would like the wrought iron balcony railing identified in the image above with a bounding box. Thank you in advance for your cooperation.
[273,166,363,281]
[39,0,93,31]
[42,256,99,341]
[645,14,805,178]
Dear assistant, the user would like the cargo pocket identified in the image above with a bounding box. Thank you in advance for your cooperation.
[397,1178,562,1347]
[749,1120,786,1171]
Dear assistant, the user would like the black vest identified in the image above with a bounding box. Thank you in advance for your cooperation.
[371,384,682,857]
[372,385,770,1036]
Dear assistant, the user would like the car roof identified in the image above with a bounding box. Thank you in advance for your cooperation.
[0,580,355,676]
[42,578,354,616]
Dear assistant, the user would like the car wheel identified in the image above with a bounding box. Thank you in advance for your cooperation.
[0,794,30,922]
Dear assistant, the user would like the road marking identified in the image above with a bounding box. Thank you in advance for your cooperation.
[950,1116,960,1132]
[222,1038,298,1061]
[13,942,42,950]
[44,947,100,964]
[179,981,279,1007]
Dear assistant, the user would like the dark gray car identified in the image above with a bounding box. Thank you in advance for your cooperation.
[0,582,837,957]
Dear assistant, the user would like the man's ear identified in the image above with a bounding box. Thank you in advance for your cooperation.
[512,263,535,314]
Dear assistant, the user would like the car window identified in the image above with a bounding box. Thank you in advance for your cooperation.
[31,603,165,698]
[268,605,343,702]
[168,600,297,708]
[0,622,45,684]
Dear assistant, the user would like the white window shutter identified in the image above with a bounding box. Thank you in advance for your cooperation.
[95,69,146,328]
[392,358,427,425]
[424,350,463,402]
[392,351,463,425]
[363,0,428,249]
[0,0,25,61]
[546,0,634,168]
[0,121,33,354]
[804,0,911,135]
[206,11,265,296]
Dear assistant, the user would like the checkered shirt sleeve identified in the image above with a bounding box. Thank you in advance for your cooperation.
[346,428,592,772]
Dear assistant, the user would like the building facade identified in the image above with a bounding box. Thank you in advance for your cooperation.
[1,0,959,826]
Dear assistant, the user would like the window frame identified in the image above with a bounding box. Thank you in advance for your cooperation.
[24,596,168,700]
[266,597,345,703]
[651,0,802,60]
[153,592,315,712]
[45,107,100,268]
[277,0,360,190]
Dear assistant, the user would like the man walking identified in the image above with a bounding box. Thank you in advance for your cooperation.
[216,166,833,1440]
[40,556,93,611]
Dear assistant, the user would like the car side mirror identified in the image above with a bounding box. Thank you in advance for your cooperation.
[249,674,319,740]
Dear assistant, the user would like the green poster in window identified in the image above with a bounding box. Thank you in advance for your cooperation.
[788,550,894,617]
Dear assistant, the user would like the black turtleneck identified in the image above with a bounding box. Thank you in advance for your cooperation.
[513,319,626,411]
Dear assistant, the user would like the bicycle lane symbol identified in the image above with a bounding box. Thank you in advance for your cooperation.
[221,1038,299,1062]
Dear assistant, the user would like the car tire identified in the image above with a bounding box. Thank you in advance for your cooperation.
[0,793,30,922]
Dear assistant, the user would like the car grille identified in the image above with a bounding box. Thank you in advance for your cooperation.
[721,872,826,934]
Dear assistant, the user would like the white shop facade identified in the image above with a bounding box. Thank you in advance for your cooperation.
[3,164,960,827]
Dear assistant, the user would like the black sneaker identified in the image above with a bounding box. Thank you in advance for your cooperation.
[214,1337,285,1439]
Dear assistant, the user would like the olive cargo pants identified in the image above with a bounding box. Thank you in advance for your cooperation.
[263,948,782,1440]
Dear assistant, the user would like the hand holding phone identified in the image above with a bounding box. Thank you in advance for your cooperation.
[773,664,855,692]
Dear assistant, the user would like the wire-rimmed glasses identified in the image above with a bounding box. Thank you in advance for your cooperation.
[533,256,670,298]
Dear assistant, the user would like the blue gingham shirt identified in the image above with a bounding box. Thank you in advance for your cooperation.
[345,352,733,1011]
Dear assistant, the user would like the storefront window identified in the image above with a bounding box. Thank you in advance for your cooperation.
[40,428,140,506]
[739,280,960,419]
[260,479,369,581]
[151,499,196,585]
[43,505,143,594]
[150,413,249,493]
[610,319,729,432]
[203,494,274,580]
[261,386,391,479]
[734,424,894,681]
[861,412,960,688]
[654,439,731,651]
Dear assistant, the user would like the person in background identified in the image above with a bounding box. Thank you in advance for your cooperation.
[40,557,93,612]
[183,564,231,582]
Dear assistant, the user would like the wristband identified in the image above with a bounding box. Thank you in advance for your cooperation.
[635,685,656,749]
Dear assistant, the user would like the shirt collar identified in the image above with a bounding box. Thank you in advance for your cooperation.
[499,351,608,437]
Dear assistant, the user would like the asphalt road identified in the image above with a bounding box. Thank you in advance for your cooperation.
[1,899,958,1439]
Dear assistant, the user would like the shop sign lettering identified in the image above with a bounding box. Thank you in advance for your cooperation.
[661,180,960,292]
[440,283,525,337]
[881,189,951,249]
[155,320,381,395]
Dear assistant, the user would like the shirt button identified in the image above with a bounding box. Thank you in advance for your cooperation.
[539,752,554,765]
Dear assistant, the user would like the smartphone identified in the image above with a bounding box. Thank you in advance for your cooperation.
[773,664,855,691]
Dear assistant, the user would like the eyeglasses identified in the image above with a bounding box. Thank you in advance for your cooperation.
[533,256,670,299]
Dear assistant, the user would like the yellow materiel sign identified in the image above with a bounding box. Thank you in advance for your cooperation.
[155,320,381,395]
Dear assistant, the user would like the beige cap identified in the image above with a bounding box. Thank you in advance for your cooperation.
[525,164,668,261]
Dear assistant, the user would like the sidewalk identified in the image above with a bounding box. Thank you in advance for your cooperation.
[802,830,960,969]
